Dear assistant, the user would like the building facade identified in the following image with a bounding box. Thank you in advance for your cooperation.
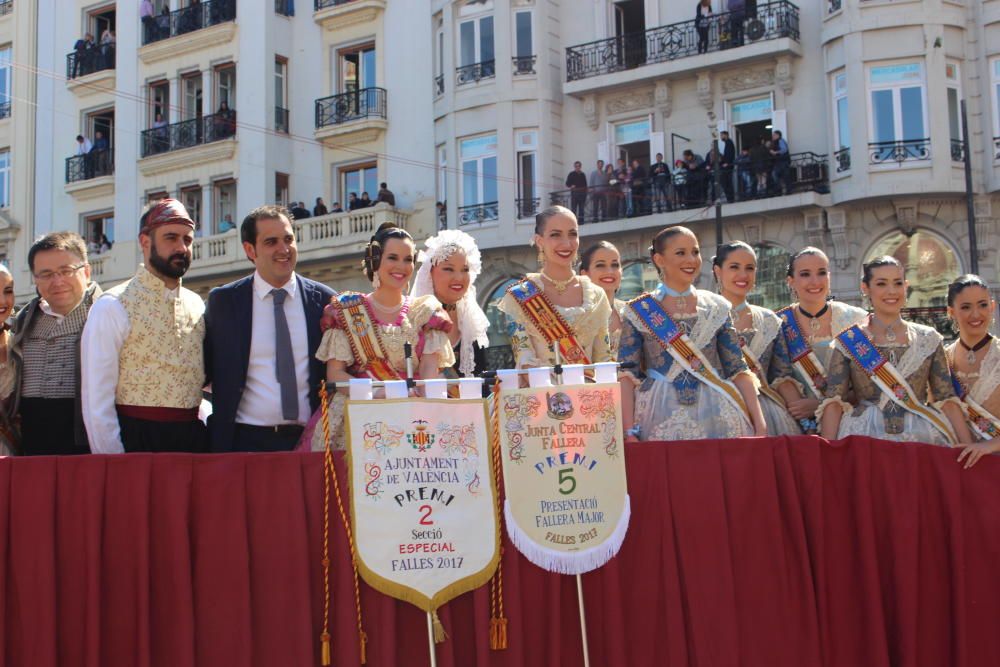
[15,0,436,302]
[6,0,1000,362]
[428,0,1000,358]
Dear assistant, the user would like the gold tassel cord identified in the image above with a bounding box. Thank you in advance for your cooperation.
[320,381,333,667]
[431,610,448,644]
[488,380,509,651]
[325,414,369,665]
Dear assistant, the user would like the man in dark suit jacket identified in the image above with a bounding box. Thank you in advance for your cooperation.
[204,205,336,452]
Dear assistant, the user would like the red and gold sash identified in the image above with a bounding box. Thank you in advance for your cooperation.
[333,292,402,380]
[951,372,1000,440]
[741,346,787,407]
[508,279,590,365]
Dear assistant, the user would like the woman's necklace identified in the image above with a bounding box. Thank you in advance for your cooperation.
[871,314,903,344]
[730,301,750,346]
[661,283,695,311]
[540,270,576,294]
[441,302,457,313]
[959,333,992,366]
[370,295,404,314]
[797,302,829,340]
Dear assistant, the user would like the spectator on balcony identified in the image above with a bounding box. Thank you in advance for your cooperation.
[604,163,619,217]
[71,33,95,78]
[631,158,648,216]
[705,131,735,203]
[290,202,311,220]
[182,0,203,34]
[313,197,328,217]
[359,192,373,208]
[12,232,102,455]
[651,153,671,213]
[750,137,771,197]
[735,146,753,199]
[100,234,113,253]
[727,0,746,48]
[331,201,344,214]
[157,5,170,37]
[90,131,109,177]
[140,0,155,42]
[682,150,705,208]
[695,0,713,55]
[770,130,790,195]
[435,201,446,229]
[565,161,588,223]
[214,100,236,139]
[672,160,688,208]
[219,215,236,233]
[99,28,115,69]
[75,134,93,155]
[589,159,608,222]
[611,158,629,217]
[348,192,361,211]
[376,182,396,206]
[150,112,169,153]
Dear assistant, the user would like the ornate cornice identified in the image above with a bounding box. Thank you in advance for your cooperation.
[605,90,653,116]
[721,68,775,94]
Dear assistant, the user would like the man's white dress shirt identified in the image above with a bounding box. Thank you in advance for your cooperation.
[235,272,311,426]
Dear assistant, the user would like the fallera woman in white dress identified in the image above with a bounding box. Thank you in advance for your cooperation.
[579,240,627,357]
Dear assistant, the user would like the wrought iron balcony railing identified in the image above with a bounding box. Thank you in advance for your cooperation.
[456,60,495,86]
[140,111,237,158]
[868,139,930,166]
[275,0,293,16]
[315,87,387,129]
[513,55,536,76]
[66,148,114,183]
[548,151,829,222]
[315,0,357,9]
[275,106,289,134]
[434,74,444,97]
[833,147,850,173]
[566,1,800,82]
[141,0,236,46]
[0,1,11,17]
[828,0,842,13]
[0,101,9,120]
[457,202,499,226]
[516,197,540,219]
[950,139,964,163]
[66,47,115,80]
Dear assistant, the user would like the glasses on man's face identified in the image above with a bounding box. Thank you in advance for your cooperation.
[33,264,85,283]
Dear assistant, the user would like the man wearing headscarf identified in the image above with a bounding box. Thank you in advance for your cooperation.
[81,199,207,453]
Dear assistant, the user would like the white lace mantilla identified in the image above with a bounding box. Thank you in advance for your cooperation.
[747,304,781,361]
[893,322,943,381]
[831,301,869,335]
[969,337,1000,405]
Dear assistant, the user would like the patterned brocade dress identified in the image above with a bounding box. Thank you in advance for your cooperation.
[946,336,1000,441]
[617,289,753,441]
[783,301,868,402]
[609,298,627,358]
[820,321,959,446]
[497,275,614,367]
[304,294,455,451]
[738,305,801,436]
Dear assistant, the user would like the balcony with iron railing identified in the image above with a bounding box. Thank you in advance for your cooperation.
[564,1,800,93]
[141,0,235,46]
[0,1,11,17]
[314,87,387,145]
[833,147,850,174]
[140,111,236,158]
[275,106,289,134]
[458,202,499,226]
[548,152,829,223]
[828,0,842,13]
[512,55,536,76]
[867,139,930,167]
[65,149,114,184]
[434,74,444,97]
[66,47,115,80]
[950,139,964,163]
[515,197,540,219]
[456,60,495,86]
[275,0,293,16]
[0,101,9,120]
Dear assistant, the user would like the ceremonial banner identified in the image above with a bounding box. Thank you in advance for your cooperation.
[345,398,500,611]
[498,382,630,574]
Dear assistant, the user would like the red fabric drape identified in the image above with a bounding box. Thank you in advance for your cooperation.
[1,436,998,666]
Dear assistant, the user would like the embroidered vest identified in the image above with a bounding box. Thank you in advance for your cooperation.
[111,265,205,408]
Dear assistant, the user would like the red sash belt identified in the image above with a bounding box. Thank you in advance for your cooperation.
[116,404,200,422]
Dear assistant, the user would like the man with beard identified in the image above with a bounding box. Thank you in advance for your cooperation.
[81,199,207,453]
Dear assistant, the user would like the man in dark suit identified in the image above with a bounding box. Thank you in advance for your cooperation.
[204,205,336,452]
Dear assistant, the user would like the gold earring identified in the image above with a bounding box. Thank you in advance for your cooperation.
[537,248,545,268]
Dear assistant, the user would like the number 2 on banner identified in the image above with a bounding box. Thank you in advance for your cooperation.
[558,468,576,495]
[418,504,435,525]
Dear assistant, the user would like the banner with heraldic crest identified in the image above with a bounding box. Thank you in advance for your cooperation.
[345,396,500,612]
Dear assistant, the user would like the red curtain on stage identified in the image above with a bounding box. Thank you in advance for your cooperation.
[1,436,998,667]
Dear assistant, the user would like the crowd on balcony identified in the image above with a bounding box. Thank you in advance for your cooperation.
[558,130,795,223]
[68,29,115,79]
[285,184,395,222]
[70,131,112,181]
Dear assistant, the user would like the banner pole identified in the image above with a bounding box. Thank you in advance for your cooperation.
[552,342,591,667]
[426,612,438,667]
[576,573,592,667]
